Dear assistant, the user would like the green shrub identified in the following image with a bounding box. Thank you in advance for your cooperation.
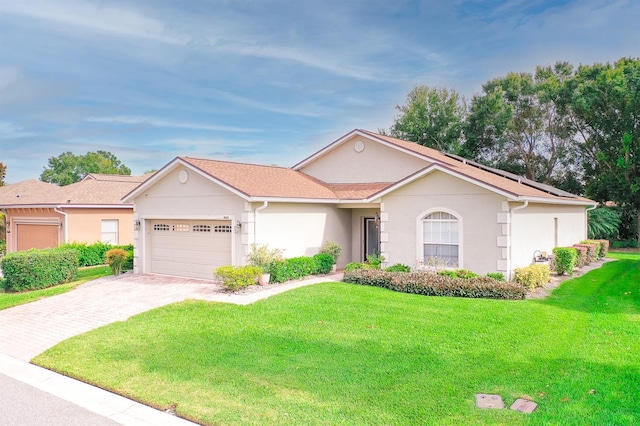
[59,241,111,267]
[0,239,5,257]
[320,241,342,264]
[105,248,128,275]
[593,239,610,257]
[437,269,480,279]
[366,253,385,269]
[572,245,588,267]
[343,269,526,300]
[611,239,638,249]
[1,248,79,292]
[246,243,283,272]
[384,263,411,272]
[580,240,602,258]
[552,247,578,276]
[513,264,551,291]
[269,256,319,283]
[313,253,334,274]
[119,244,134,271]
[574,243,597,264]
[486,272,505,281]
[344,262,364,272]
[215,265,262,291]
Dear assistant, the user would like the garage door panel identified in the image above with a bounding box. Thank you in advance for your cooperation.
[17,224,59,251]
[149,220,232,280]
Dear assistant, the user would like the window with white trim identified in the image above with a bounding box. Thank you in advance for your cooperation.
[422,212,459,267]
[101,219,118,244]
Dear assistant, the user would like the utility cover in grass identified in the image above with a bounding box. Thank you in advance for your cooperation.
[510,398,538,413]
[475,394,505,409]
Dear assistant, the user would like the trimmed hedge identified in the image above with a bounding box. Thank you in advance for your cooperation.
[581,239,609,258]
[513,264,550,290]
[574,243,597,264]
[59,241,133,268]
[313,253,334,274]
[1,248,79,292]
[215,265,262,291]
[572,245,588,268]
[343,269,526,300]
[552,247,578,276]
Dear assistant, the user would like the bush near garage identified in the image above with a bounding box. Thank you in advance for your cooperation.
[574,243,598,264]
[59,242,133,268]
[215,265,263,291]
[313,253,335,274]
[343,269,526,300]
[1,248,79,292]
[572,245,588,268]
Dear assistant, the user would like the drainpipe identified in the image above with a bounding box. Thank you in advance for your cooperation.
[53,207,68,245]
[507,201,529,281]
[253,201,269,245]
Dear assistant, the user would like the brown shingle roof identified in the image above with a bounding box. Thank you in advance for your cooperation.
[0,175,149,206]
[358,129,593,203]
[325,183,394,200]
[181,157,338,199]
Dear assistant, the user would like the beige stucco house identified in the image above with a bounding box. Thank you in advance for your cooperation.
[123,129,596,280]
[0,174,150,253]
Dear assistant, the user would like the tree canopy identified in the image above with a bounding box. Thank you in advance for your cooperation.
[40,151,131,186]
[382,85,465,153]
[0,162,6,187]
[386,57,640,243]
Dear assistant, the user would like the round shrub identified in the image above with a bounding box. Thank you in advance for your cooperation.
[552,247,578,276]
[385,263,411,272]
[313,253,334,274]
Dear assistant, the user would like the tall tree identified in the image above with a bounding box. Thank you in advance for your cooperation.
[0,162,6,186]
[382,85,466,153]
[40,151,131,186]
[461,64,581,191]
[570,58,640,243]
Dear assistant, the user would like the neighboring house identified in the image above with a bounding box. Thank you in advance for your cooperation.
[123,129,596,280]
[0,174,151,253]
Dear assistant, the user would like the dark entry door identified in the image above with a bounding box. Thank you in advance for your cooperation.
[363,217,380,261]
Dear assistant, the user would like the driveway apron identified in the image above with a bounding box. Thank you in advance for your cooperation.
[0,274,228,361]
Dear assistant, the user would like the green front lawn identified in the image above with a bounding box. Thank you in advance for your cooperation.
[34,255,640,425]
[0,266,112,311]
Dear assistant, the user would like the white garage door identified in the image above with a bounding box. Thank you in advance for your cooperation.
[149,220,232,280]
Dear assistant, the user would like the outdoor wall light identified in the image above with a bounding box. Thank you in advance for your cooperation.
[235,221,242,233]
[134,219,141,230]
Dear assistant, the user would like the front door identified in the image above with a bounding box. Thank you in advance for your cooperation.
[363,217,380,261]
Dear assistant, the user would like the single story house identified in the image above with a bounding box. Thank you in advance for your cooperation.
[123,129,596,280]
[0,174,151,253]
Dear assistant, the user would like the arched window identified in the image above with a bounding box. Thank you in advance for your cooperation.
[422,211,459,267]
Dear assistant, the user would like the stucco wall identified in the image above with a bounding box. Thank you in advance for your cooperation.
[252,202,352,267]
[299,134,428,183]
[510,203,588,270]
[381,170,505,274]
[66,208,134,245]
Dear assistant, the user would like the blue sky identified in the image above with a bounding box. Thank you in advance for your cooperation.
[1,0,638,183]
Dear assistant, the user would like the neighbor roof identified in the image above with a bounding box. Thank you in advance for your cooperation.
[0,174,152,207]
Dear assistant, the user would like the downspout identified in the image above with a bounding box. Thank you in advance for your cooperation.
[507,201,529,281]
[53,207,68,245]
[253,201,269,245]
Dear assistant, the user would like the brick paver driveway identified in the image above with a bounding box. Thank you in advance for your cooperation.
[0,274,228,361]
[0,272,341,362]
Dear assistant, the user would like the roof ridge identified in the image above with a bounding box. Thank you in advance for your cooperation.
[180,156,290,170]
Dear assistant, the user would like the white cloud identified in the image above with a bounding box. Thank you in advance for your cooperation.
[85,116,262,133]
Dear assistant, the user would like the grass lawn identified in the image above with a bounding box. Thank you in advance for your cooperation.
[34,255,639,425]
[0,265,112,311]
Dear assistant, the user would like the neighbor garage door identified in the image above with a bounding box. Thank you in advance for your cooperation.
[149,220,232,280]
[16,224,59,251]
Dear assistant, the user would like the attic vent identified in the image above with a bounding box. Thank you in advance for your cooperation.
[153,224,170,231]
[214,225,232,233]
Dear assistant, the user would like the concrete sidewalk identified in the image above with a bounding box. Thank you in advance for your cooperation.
[0,272,342,425]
